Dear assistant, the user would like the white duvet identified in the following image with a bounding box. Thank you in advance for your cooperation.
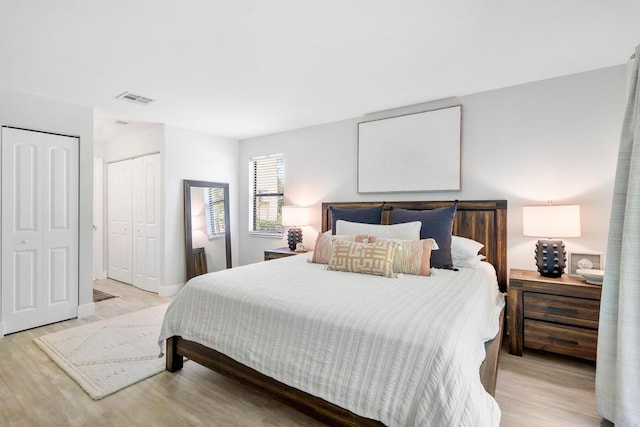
[159,253,504,426]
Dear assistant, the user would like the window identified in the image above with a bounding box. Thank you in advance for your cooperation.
[250,154,285,234]
[204,187,226,238]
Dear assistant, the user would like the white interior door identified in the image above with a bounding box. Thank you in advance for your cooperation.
[1,127,79,334]
[107,159,132,283]
[132,154,161,292]
[93,157,104,280]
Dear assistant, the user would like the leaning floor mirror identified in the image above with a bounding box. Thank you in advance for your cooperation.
[183,180,232,281]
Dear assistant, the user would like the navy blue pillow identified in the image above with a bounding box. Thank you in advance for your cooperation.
[330,205,384,235]
[391,202,457,269]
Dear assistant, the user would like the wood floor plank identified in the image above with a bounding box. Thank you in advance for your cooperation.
[495,345,609,427]
[0,279,607,426]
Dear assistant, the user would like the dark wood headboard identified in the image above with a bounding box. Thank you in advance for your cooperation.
[321,200,507,292]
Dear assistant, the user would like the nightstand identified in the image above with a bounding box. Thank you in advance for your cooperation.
[264,247,310,261]
[508,269,602,361]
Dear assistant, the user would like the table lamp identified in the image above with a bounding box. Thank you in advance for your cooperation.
[523,205,581,277]
[282,206,309,251]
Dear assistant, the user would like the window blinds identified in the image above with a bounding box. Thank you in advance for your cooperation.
[205,187,226,238]
[251,154,285,233]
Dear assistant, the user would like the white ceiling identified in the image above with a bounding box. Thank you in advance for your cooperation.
[1,1,639,141]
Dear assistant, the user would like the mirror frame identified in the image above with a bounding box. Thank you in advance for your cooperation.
[183,179,232,281]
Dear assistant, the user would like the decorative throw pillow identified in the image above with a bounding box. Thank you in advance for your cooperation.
[335,220,421,240]
[391,202,457,269]
[367,237,435,276]
[311,232,369,264]
[330,205,384,235]
[327,240,398,278]
[451,235,485,260]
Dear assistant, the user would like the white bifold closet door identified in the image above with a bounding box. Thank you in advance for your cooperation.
[107,154,161,292]
[1,127,79,334]
[107,159,133,283]
[131,154,161,292]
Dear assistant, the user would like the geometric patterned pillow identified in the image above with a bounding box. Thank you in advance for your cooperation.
[311,232,370,264]
[327,239,398,278]
[366,237,435,276]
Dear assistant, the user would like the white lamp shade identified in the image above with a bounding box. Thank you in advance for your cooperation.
[281,206,309,227]
[523,205,581,238]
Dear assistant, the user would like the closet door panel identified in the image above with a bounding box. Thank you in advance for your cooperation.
[2,131,44,330]
[44,139,78,308]
[2,127,78,334]
[132,157,144,288]
[107,159,133,283]
[143,153,161,291]
[132,154,161,292]
[93,158,104,280]
[41,132,78,324]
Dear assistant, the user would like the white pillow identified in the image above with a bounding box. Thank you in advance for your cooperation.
[451,235,484,260]
[335,220,421,240]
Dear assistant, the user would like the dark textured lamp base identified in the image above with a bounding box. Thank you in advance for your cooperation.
[287,227,303,251]
[535,239,566,278]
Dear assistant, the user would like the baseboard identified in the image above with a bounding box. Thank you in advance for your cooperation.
[78,302,96,318]
[159,283,182,298]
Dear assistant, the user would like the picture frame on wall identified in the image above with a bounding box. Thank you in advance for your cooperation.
[567,251,603,277]
[357,105,462,193]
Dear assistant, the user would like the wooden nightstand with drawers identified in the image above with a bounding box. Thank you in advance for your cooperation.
[508,269,602,361]
[264,247,310,261]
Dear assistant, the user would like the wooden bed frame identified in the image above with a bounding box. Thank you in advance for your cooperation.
[166,200,507,426]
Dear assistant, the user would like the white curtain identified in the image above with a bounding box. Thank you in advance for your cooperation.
[596,45,640,425]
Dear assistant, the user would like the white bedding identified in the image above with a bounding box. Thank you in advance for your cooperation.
[159,253,504,426]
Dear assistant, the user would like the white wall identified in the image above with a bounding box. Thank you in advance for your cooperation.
[163,125,239,292]
[103,125,164,163]
[238,65,627,271]
[0,86,94,318]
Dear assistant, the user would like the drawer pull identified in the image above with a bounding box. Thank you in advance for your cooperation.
[547,306,577,314]
[548,336,579,346]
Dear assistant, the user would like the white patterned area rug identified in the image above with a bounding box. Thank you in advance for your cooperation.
[35,303,169,400]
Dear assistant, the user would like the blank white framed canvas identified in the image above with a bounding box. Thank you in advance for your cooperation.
[357,105,461,193]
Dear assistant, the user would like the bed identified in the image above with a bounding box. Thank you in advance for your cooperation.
[161,200,507,426]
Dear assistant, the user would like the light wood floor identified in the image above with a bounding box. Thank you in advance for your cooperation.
[0,279,608,427]
[496,343,610,427]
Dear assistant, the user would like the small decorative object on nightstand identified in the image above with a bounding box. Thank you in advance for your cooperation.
[508,269,601,361]
[264,247,310,261]
[576,268,604,285]
[282,206,309,251]
[523,204,581,277]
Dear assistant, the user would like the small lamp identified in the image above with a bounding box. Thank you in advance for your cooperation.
[523,205,581,278]
[282,206,309,251]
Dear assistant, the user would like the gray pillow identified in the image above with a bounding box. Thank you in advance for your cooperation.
[391,202,457,269]
[330,205,383,234]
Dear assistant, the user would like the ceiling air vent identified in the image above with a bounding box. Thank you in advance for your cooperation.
[115,91,155,106]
